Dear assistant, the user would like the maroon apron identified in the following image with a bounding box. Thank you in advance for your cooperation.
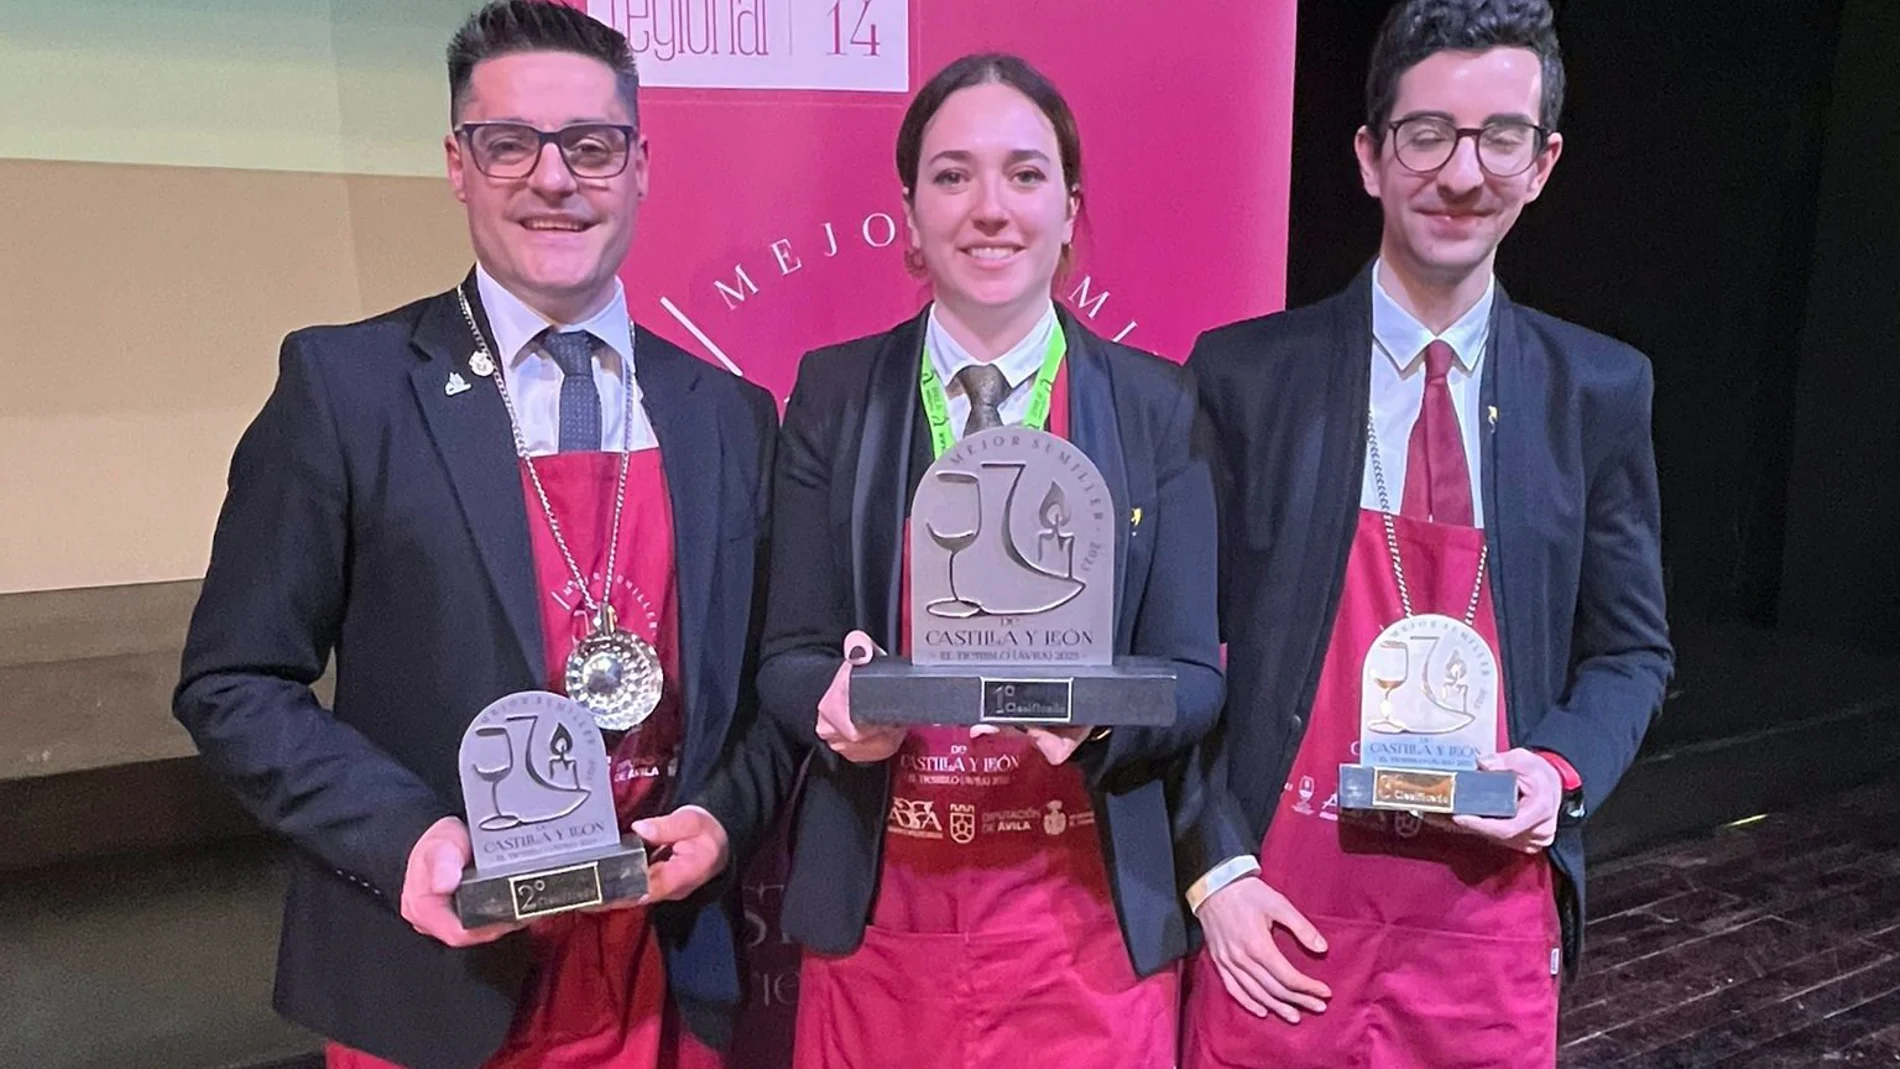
[791,371,1180,1069]
[329,449,722,1069]
[1181,508,1559,1069]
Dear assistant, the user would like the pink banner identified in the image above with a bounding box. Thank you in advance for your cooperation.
[577,1,1297,1063]
[588,0,1295,399]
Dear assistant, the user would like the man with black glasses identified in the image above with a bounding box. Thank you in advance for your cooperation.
[1175,1,1671,1065]
[174,3,787,1067]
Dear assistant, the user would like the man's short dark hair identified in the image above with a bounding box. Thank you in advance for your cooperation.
[1365,0,1564,150]
[447,0,640,127]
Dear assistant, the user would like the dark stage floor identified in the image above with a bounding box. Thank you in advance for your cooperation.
[1560,778,1900,1067]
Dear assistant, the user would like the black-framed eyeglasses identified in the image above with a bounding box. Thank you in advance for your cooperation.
[454,122,637,180]
[1388,116,1550,178]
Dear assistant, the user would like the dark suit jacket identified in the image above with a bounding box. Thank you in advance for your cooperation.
[1179,268,1673,974]
[749,306,1225,978]
[173,278,783,1069]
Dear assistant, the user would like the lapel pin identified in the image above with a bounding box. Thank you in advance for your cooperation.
[1130,507,1143,529]
[445,372,471,397]
[1487,405,1498,427]
[469,350,496,377]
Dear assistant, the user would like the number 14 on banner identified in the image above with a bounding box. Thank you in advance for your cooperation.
[829,0,881,56]
[588,0,911,93]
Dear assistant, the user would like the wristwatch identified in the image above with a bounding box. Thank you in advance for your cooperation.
[1535,750,1586,822]
[1559,782,1586,821]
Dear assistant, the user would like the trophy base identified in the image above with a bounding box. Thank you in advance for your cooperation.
[850,655,1176,727]
[454,835,648,927]
[1338,764,1518,818]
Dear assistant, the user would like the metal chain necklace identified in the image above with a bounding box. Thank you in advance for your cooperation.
[456,285,662,731]
[1365,412,1487,625]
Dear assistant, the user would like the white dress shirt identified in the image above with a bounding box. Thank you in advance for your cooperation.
[1363,259,1493,527]
[925,301,1060,436]
[475,264,657,456]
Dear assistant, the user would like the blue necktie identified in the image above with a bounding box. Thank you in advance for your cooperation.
[543,330,601,453]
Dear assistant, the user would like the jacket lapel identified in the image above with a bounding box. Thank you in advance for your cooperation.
[407,277,544,683]
[1060,312,1135,647]
[850,310,928,650]
[1327,267,1376,509]
[1308,269,1376,646]
[639,333,722,766]
[1479,289,1527,742]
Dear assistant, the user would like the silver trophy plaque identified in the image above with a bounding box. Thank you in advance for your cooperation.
[1337,615,1518,818]
[851,426,1175,727]
[452,691,647,926]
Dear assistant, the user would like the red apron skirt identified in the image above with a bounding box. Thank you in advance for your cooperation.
[1182,509,1558,1069]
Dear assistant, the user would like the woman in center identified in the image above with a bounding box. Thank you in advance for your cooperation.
[757,53,1224,1068]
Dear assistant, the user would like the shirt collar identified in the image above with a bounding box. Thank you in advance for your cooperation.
[1370,258,1494,375]
[925,301,1059,398]
[474,263,633,375]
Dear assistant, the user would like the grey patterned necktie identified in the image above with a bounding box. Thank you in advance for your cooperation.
[956,363,1010,437]
[543,330,601,453]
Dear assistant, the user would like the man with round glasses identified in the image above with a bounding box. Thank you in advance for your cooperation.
[1176,1,1671,1065]
[175,3,787,1067]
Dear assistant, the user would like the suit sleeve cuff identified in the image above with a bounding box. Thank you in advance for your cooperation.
[678,786,743,857]
[1185,855,1261,915]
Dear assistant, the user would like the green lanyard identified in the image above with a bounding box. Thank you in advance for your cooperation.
[918,325,1068,460]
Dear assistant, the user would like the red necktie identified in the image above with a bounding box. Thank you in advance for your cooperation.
[1400,339,1474,526]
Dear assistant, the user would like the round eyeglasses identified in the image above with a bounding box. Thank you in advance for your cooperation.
[1388,117,1549,178]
